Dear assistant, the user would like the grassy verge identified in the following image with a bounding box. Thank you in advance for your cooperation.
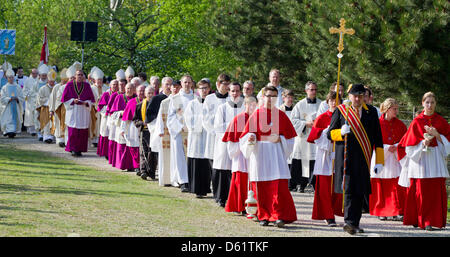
[0,145,272,237]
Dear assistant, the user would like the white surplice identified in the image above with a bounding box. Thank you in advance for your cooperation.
[290,97,322,177]
[212,99,245,170]
[311,127,334,176]
[167,90,194,185]
[151,96,172,186]
[184,96,207,159]
[202,93,230,160]
[398,136,450,187]
[240,134,295,182]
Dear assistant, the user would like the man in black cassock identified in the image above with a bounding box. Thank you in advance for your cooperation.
[327,84,384,235]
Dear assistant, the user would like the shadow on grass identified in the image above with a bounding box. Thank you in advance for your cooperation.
[0,183,178,199]
[0,168,106,183]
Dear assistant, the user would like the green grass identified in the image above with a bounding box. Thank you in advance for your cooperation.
[0,145,273,237]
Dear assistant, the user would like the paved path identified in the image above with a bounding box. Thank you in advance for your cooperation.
[1,134,449,237]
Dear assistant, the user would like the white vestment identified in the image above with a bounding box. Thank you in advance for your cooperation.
[48,83,67,143]
[151,96,173,186]
[22,77,38,129]
[240,134,295,182]
[0,83,24,134]
[167,90,194,186]
[37,84,55,141]
[290,98,322,177]
[312,127,334,176]
[202,93,230,159]
[184,97,207,159]
[398,136,450,187]
[33,80,48,133]
[212,100,245,170]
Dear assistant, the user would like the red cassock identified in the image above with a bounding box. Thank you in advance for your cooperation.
[307,110,344,220]
[369,114,407,217]
[240,108,298,223]
[398,111,450,229]
[223,112,249,213]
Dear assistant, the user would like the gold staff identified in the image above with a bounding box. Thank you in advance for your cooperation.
[329,18,354,212]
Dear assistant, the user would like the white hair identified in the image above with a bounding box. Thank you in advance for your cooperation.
[161,76,173,84]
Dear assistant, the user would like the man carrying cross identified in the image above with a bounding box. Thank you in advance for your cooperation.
[327,84,384,235]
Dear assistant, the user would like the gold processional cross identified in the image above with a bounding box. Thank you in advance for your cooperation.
[329,18,354,106]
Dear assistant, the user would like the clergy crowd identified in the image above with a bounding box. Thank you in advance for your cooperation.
[0,61,448,235]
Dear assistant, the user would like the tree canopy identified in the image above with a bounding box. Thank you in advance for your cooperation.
[1,0,448,117]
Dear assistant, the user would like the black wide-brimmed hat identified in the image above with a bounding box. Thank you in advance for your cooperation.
[348,83,365,95]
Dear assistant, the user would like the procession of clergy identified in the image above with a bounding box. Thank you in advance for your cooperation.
[0,60,448,235]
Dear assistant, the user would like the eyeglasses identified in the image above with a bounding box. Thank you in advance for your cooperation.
[198,87,209,90]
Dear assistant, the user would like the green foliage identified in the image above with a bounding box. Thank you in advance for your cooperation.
[283,0,450,115]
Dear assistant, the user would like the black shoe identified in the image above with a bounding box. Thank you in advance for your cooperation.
[71,151,76,156]
[7,133,16,138]
[31,133,37,136]
[92,143,98,147]
[378,216,387,221]
[392,215,403,222]
[44,139,52,144]
[343,224,356,235]
[326,219,337,227]
[355,227,364,233]
[274,220,285,228]
[58,142,65,148]
[75,152,82,157]
[195,194,205,198]
[425,226,434,231]
[141,173,148,180]
[136,170,142,176]
[38,137,43,141]
[296,185,305,193]
[259,220,269,226]
[180,183,189,193]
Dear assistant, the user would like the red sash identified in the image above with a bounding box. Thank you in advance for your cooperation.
[337,104,372,168]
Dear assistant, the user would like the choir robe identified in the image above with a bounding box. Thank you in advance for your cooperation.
[120,96,141,170]
[223,111,249,213]
[36,84,55,142]
[106,92,119,165]
[398,111,449,229]
[239,107,298,223]
[307,110,343,220]
[110,93,136,170]
[167,90,194,187]
[48,82,67,144]
[61,80,96,153]
[0,83,24,135]
[184,96,211,196]
[33,80,48,138]
[22,77,38,132]
[91,84,109,145]
[290,97,322,190]
[368,114,407,217]
[96,91,112,157]
[151,96,173,186]
[202,92,229,160]
[327,104,384,228]
[212,99,245,206]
